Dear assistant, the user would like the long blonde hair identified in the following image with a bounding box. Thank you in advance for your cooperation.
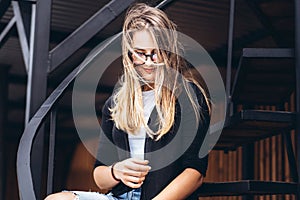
[110,3,210,140]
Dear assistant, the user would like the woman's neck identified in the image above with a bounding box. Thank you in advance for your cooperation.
[142,83,154,91]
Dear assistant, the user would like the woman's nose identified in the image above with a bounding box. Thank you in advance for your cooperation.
[144,55,153,65]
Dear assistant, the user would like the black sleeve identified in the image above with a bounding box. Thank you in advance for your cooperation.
[94,97,118,168]
[94,97,134,196]
[181,83,210,177]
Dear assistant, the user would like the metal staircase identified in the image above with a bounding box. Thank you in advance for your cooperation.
[216,109,296,151]
[197,180,298,197]
[193,0,300,198]
[194,48,299,198]
[4,0,298,199]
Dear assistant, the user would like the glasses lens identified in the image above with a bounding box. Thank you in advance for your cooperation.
[131,51,145,65]
[151,52,158,63]
[129,50,162,65]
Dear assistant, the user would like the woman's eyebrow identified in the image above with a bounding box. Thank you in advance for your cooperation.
[133,48,146,52]
[133,47,156,52]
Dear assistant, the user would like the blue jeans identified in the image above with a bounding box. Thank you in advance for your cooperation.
[68,188,141,200]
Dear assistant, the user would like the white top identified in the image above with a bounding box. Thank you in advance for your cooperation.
[128,90,155,160]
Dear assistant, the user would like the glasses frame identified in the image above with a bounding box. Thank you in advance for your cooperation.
[128,49,164,66]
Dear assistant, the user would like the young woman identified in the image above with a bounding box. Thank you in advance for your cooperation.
[45,3,210,200]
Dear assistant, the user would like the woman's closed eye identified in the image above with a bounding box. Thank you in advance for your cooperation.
[136,51,146,57]
[134,50,159,62]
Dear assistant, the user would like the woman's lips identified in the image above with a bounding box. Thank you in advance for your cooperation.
[143,67,155,73]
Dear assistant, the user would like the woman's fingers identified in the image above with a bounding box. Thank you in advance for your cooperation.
[123,169,148,178]
[125,162,151,172]
[123,180,144,189]
[131,158,149,165]
[120,168,146,188]
[124,174,145,184]
[113,158,151,188]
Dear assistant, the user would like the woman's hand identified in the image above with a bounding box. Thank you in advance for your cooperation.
[113,158,151,188]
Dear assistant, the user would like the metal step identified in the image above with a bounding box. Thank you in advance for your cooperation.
[231,48,295,105]
[214,110,296,151]
[242,48,294,58]
[196,180,298,197]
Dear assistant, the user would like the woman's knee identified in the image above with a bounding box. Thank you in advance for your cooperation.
[44,192,76,200]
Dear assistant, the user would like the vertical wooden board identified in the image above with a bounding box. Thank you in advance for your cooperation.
[219,150,224,182]
[237,147,242,180]
[265,137,270,181]
[228,151,232,181]
[276,135,282,200]
[224,150,227,183]
[284,138,290,182]
[271,136,276,181]
[233,151,237,181]
[259,140,264,180]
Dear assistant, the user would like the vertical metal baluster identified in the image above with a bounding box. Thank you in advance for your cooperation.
[24,0,52,198]
[295,0,300,199]
[0,66,10,200]
[283,132,298,183]
[226,0,235,117]
[47,108,57,195]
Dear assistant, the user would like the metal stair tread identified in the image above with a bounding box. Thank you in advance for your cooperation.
[231,48,295,105]
[196,180,298,196]
[213,110,296,150]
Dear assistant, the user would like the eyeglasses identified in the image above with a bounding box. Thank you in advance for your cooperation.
[128,50,162,66]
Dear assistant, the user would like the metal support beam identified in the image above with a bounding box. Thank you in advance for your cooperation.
[283,133,298,182]
[0,0,11,20]
[295,0,300,199]
[18,1,32,40]
[226,0,235,116]
[242,144,254,200]
[244,0,285,47]
[46,109,57,195]
[0,21,106,50]
[16,0,36,3]
[24,0,52,199]
[12,1,30,71]
[156,0,174,8]
[242,48,294,58]
[0,65,10,200]
[210,28,270,68]
[48,0,135,73]
[0,16,16,47]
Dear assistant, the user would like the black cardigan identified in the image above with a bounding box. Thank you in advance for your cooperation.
[94,83,210,200]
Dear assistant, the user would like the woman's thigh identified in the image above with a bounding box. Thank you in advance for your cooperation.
[67,191,117,200]
[46,189,141,200]
[70,189,141,200]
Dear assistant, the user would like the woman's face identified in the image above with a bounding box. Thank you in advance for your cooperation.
[131,30,161,83]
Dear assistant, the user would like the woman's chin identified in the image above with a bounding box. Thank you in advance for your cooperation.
[140,74,155,83]
[143,78,155,83]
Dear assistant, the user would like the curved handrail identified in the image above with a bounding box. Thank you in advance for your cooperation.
[16,1,173,199]
[16,31,122,199]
